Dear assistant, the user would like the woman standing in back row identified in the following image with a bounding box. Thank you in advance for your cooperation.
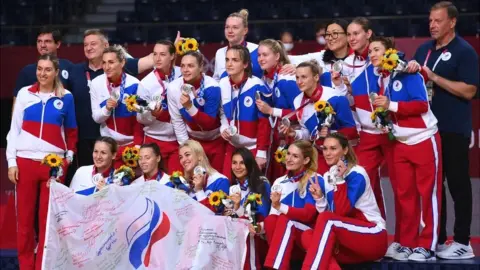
[136,40,182,173]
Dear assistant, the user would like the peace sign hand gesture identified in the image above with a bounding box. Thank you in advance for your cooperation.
[308,176,324,200]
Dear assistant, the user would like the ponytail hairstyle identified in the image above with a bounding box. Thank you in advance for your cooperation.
[179,140,217,180]
[231,147,266,196]
[226,45,253,78]
[259,39,291,66]
[323,19,349,64]
[290,140,318,195]
[324,132,358,173]
[227,9,249,29]
[350,17,375,38]
[155,39,176,67]
[38,53,65,97]
[140,143,168,173]
[369,36,395,50]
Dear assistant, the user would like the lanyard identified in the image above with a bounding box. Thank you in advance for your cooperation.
[280,171,306,184]
[106,73,126,100]
[153,69,168,110]
[263,73,278,98]
[424,49,448,72]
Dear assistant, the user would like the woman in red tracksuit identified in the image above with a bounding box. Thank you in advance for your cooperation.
[7,54,77,270]
[301,133,387,270]
[137,40,182,173]
[90,45,142,167]
[255,39,301,181]
[219,45,271,178]
[229,147,271,269]
[370,37,442,261]
[263,140,320,270]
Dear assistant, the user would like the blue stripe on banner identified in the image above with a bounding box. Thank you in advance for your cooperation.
[129,198,161,269]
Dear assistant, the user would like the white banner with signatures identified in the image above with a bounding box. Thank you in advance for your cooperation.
[43,181,249,270]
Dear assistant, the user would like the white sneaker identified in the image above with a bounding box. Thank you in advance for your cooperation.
[385,242,401,258]
[408,247,436,261]
[437,242,475,260]
[392,246,413,261]
[436,243,450,253]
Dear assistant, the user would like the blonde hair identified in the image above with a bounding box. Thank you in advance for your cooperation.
[259,39,291,66]
[290,140,318,195]
[180,140,217,180]
[38,53,65,97]
[227,9,249,28]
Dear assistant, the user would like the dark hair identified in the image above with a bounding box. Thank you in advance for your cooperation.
[369,36,395,50]
[226,45,253,78]
[231,148,266,196]
[38,26,61,44]
[182,51,205,67]
[323,19,349,64]
[431,1,458,19]
[297,60,322,77]
[324,132,357,171]
[140,143,168,172]
[95,136,118,154]
[155,40,176,55]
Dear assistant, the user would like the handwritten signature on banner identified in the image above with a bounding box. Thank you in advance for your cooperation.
[43,181,249,270]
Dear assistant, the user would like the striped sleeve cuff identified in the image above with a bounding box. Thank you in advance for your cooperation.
[187,105,199,116]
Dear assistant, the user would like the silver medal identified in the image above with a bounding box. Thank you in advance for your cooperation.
[369,92,378,103]
[181,84,194,95]
[272,184,283,193]
[227,125,238,136]
[332,61,343,73]
[281,117,291,128]
[194,166,206,176]
[231,185,241,194]
[426,81,434,102]
[110,89,120,101]
[255,91,262,100]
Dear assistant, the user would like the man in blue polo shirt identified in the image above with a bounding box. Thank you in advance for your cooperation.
[66,29,153,183]
[13,26,73,103]
[410,1,478,260]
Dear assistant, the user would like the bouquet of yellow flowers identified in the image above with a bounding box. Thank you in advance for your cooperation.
[41,153,64,180]
[371,107,395,140]
[208,190,227,215]
[274,148,287,164]
[175,38,199,56]
[125,95,152,113]
[314,100,336,135]
[122,146,140,168]
[381,49,407,73]
[243,193,263,231]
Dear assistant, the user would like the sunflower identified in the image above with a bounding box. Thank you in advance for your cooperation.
[182,38,199,53]
[131,147,139,157]
[209,191,222,206]
[125,95,138,112]
[115,165,135,179]
[314,100,327,112]
[274,149,285,163]
[385,48,398,56]
[176,39,185,55]
[254,193,262,205]
[125,158,138,168]
[172,171,183,178]
[43,154,63,167]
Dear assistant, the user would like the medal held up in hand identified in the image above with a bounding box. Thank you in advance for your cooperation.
[181,84,194,95]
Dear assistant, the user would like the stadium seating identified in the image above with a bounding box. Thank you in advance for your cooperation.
[0,0,478,45]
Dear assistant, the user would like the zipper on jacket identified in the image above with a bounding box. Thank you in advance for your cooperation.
[39,101,47,139]
[113,108,117,131]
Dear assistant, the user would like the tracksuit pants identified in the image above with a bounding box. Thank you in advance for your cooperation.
[16,157,67,270]
[264,214,311,270]
[144,136,182,174]
[356,131,397,239]
[393,132,442,250]
[244,233,268,270]
[302,212,387,270]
